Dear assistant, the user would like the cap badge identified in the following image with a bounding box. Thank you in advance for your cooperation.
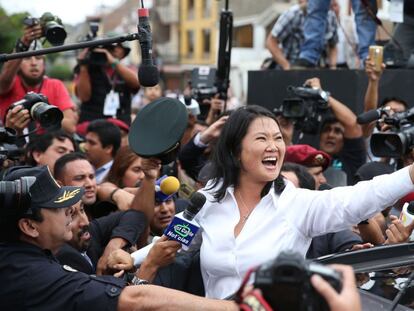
[54,189,81,203]
[314,154,325,165]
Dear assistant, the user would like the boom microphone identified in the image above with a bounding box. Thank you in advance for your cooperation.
[356,107,389,124]
[137,7,159,87]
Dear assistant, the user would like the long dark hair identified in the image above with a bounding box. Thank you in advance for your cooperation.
[207,105,285,201]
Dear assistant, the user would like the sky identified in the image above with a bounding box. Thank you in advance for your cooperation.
[0,0,125,25]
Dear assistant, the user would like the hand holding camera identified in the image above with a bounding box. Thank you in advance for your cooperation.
[20,24,43,48]
[249,251,344,311]
[23,13,67,46]
[7,92,63,131]
[5,104,31,134]
[92,48,116,66]
[311,264,361,311]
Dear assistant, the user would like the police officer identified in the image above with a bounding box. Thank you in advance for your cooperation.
[0,166,238,311]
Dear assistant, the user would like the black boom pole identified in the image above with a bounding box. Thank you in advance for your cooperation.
[0,33,140,63]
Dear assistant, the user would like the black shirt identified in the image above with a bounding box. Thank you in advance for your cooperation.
[330,136,366,186]
[0,242,126,311]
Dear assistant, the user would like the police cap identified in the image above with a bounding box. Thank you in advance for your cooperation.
[128,97,188,164]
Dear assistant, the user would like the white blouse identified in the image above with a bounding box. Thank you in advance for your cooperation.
[194,166,414,299]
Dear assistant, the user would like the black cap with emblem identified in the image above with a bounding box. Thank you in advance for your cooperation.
[2,165,84,216]
[128,97,188,164]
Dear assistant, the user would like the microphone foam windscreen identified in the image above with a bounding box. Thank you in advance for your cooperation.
[160,176,180,195]
[138,65,159,87]
[189,192,207,208]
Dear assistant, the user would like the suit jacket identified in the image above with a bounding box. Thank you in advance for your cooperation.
[178,135,208,181]
[57,244,95,274]
[57,210,147,274]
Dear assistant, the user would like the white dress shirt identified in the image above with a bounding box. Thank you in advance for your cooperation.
[95,160,113,184]
[193,166,414,299]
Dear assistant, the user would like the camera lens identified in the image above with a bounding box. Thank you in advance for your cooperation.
[0,180,20,211]
[44,23,67,46]
[30,102,63,130]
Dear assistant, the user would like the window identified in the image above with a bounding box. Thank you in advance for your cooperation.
[188,0,195,19]
[202,0,212,18]
[202,29,211,58]
[187,30,195,58]
[233,25,253,48]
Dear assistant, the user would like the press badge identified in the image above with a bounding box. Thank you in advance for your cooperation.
[103,90,120,116]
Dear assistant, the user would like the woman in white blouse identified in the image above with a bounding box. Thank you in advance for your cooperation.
[195,105,414,299]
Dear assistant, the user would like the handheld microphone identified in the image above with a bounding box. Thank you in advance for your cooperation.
[164,192,206,249]
[356,106,391,125]
[131,236,161,267]
[155,175,180,202]
[130,192,206,267]
[400,202,414,241]
[137,7,159,87]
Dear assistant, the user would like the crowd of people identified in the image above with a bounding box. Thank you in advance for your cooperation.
[0,1,414,310]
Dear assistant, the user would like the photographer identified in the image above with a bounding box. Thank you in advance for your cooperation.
[305,78,366,186]
[74,37,140,126]
[0,22,77,135]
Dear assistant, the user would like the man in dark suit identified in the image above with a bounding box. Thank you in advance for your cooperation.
[56,201,147,275]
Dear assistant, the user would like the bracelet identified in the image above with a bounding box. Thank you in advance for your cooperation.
[109,188,120,202]
[15,39,30,53]
[111,58,120,69]
[130,275,150,285]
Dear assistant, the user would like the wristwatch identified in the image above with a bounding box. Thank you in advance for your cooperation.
[131,276,150,285]
[319,89,330,102]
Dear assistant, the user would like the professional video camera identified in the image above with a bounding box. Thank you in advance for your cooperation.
[80,20,109,66]
[254,251,342,311]
[9,92,63,130]
[0,127,24,168]
[367,107,414,158]
[23,12,67,46]
[190,67,218,103]
[277,85,330,135]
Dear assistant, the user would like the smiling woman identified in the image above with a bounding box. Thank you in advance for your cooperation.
[183,105,414,300]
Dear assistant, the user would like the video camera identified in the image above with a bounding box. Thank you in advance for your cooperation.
[369,107,414,158]
[277,86,330,135]
[80,20,109,66]
[190,67,218,103]
[0,128,23,168]
[23,12,67,46]
[254,251,342,311]
[9,92,63,130]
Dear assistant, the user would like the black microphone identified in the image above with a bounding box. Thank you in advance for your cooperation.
[130,192,206,266]
[137,7,159,87]
[356,107,388,124]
